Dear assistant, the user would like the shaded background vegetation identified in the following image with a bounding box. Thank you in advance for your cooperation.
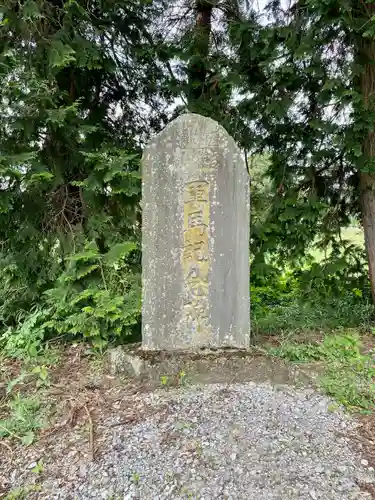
[0,0,375,358]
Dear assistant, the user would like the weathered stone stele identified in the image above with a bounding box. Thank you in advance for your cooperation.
[142,113,250,350]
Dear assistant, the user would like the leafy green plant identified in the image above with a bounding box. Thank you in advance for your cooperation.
[0,308,48,359]
[5,363,50,394]
[0,0,163,354]
[40,241,141,349]
[0,237,141,355]
[31,460,44,475]
[4,485,42,500]
[269,333,362,363]
[0,394,44,445]
[321,359,375,413]
[30,365,50,388]
[131,472,141,484]
[251,241,373,338]
[179,370,187,386]
[269,333,375,412]
[251,263,374,336]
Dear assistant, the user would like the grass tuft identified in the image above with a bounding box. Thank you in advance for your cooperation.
[268,332,375,413]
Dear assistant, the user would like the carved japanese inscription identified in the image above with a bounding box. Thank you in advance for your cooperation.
[182,181,210,341]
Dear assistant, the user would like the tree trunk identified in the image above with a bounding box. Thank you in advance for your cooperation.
[360,173,375,303]
[187,0,214,110]
[358,2,375,304]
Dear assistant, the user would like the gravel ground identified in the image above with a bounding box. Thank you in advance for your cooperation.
[28,381,375,499]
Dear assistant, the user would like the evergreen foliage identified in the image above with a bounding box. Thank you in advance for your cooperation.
[0,0,171,348]
[0,0,374,353]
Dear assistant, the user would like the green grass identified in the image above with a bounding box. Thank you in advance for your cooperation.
[268,332,375,413]
[0,350,57,446]
[0,394,45,445]
[3,485,42,499]
[252,293,374,335]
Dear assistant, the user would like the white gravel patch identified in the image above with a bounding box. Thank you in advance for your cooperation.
[45,382,375,499]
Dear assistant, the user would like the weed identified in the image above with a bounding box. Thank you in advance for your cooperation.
[327,403,340,413]
[175,421,193,430]
[179,370,187,386]
[253,295,374,336]
[6,372,29,394]
[268,332,362,363]
[0,351,55,447]
[0,394,44,445]
[31,365,50,388]
[160,375,168,386]
[86,347,107,374]
[321,359,375,413]
[131,472,141,484]
[179,487,195,499]
[269,332,375,413]
[4,484,42,499]
[195,442,203,457]
[0,309,47,360]
[6,363,50,395]
[31,460,44,474]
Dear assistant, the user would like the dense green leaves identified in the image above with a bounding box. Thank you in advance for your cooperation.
[0,0,167,345]
[0,0,374,352]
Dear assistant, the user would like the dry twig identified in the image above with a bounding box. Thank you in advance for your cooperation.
[83,404,94,461]
[0,441,12,452]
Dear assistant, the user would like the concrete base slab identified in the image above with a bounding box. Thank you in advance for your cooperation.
[107,344,318,389]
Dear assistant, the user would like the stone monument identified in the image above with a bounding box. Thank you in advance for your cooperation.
[142,113,250,350]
